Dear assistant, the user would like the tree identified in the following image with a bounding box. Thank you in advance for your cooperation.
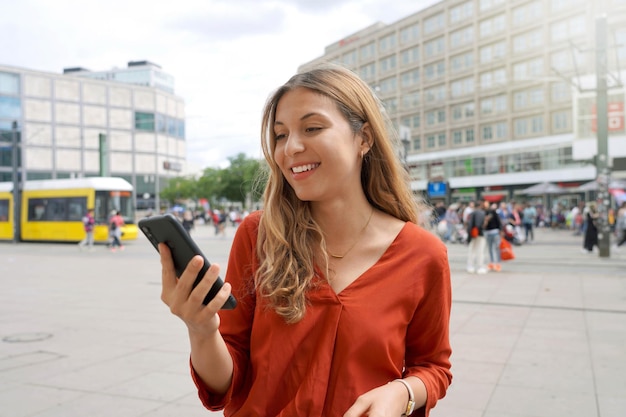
[160,175,197,205]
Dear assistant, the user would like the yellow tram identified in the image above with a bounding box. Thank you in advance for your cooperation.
[0,177,138,242]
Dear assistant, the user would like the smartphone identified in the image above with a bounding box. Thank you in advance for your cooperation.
[138,213,237,309]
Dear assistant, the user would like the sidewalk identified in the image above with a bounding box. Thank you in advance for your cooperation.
[0,225,624,417]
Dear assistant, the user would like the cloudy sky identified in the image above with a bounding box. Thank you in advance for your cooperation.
[1,0,438,170]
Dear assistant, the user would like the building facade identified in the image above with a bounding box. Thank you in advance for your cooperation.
[0,61,186,210]
[300,0,626,205]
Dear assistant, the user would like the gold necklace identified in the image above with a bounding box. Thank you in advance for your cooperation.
[328,208,374,259]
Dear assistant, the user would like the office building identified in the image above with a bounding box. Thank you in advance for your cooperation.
[0,61,186,209]
[300,0,626,205]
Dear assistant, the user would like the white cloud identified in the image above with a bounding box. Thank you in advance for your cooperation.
[0,0,438,168]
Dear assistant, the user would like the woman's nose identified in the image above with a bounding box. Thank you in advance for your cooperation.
[283,133,305,156]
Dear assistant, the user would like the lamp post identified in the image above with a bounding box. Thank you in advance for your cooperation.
[11,120,20,243]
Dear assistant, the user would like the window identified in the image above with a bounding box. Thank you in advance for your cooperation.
[450,1,474,24]
[466,129,475,143]
[513,29,542,53]
[0,96,21,119]
[380,55,397,72]
[27,197,87,222]
[551,15,586,42]
[438,133,446,147]
[342,50,357,66]
[413,136,421,150]
[479,0,505,11]
[513,57,544,81]
[496,122,507,139]
[360,42,376,60]
[452,102,475,121]
[480,68,506,89]
[401,46,420,66]
[360,63,376,80]
[0,199,8,222]
[451,77,474,98]
[453,130,463,144]
[401,69,420,87]
[424,37,445,58]
[450,51,474,73]
[479,14,505,38]
[427,135,436,148]
[379,33,397,53]
[482,125,493,140]
[551,82,571,102]
[480,41,506,64]
[135,112,155,131]
[424,13,445,34]
[450,25,474,48]
[425,84,445,103]
[425,61,445,81]
[0,72,20,95]
[400,23,420,44]
[379,76,397,94]
[552,111,571,131]
[513,1,542,26]
[402,92,420,110]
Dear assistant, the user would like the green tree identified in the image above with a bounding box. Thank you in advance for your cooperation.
[160,175,197,205]
[220,153,265,205]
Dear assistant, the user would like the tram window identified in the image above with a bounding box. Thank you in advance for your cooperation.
[28,199,47,220]
[67,198,86,221]
[44,199,66,220]
[0,199,8,221]
[27,197,87,221]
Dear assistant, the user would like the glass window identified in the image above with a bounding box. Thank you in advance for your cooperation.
[426,135,436,148]
[438,133,446,147]
[0,72,20,95]
[466,129,475,143]
[27,197,87,221]
[156,113,166,133]
[135,112,155,131]
[400,23,420,44]
[0,96,21,119]
[0,198,8,222]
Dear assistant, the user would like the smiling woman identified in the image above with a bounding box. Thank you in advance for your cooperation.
[158,65,452,417]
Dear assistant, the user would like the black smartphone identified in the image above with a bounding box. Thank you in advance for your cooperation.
[138,213,237,309]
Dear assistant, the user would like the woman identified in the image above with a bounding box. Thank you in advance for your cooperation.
[483,201,503,271]
[583,202,599,253]
[159,66,452,416]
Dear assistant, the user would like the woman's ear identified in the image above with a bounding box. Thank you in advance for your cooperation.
[359,122,373,156]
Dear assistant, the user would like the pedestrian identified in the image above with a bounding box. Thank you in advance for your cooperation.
[78,208,95,251]
[582,202,599,253]
[483,202,503,272]
[466,200,487,274]
[109,210,124,252]
[613,202,626,249]
[182,210,194,234]
[157,65,452,416]
[522,202,537,243]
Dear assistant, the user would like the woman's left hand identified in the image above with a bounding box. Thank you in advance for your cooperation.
[343,381,408,417]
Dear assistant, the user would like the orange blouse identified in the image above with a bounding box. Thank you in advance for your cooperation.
[191,211,452,416]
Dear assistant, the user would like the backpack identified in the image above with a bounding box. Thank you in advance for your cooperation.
[110,220,117,231]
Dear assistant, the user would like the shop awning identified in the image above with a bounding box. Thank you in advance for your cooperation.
[483,194,505,203]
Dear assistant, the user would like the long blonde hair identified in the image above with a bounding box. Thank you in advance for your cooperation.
[257,65,423,323]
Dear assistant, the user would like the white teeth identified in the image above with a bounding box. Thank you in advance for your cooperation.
[292,164,318,173]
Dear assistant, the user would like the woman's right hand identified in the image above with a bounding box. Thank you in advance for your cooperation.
[159,243,232,336]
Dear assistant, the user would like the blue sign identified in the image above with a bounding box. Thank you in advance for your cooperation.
[428,181,448,197]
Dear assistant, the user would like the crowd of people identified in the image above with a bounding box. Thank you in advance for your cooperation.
[432,197,626,271]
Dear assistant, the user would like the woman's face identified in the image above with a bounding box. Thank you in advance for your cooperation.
[273,87,366,203]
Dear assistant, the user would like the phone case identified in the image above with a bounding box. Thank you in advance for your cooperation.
[138,214,237,309]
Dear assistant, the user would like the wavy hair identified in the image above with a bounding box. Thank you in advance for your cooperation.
[257,65,425,323]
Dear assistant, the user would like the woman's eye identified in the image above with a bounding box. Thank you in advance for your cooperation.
[274,133,286,141]
[305,127,322,133]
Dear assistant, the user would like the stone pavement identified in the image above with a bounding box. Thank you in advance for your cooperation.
[0,224,624,417]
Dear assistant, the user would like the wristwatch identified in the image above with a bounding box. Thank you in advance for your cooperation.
[392,379,416,416]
